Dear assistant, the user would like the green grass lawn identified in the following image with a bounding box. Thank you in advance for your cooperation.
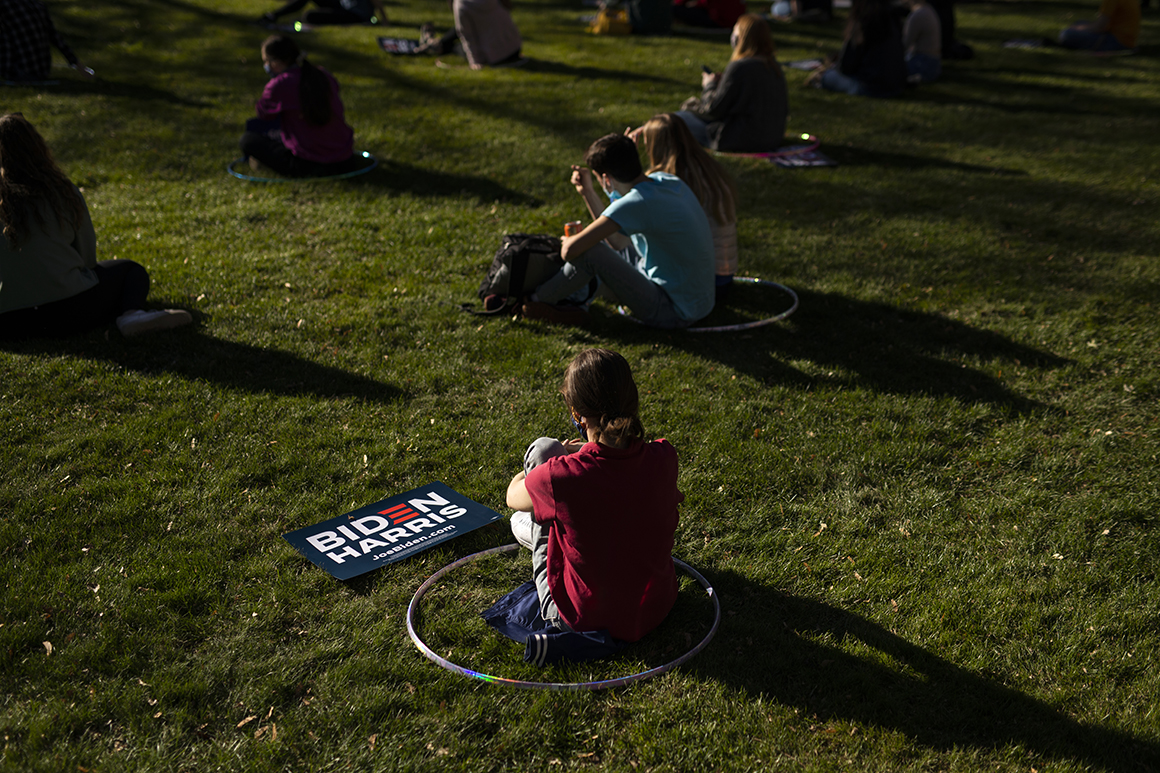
[2,0,1158,770]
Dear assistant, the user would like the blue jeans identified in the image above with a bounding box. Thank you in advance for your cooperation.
[819,67,902,98]
[1058,26,1129,51]
[906,52,941,83]
[510,437,573,629]
[534,241,690,329]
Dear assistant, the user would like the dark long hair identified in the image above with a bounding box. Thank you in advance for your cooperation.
[562,349,645,448]
[0,114,84,248]
[846,0,895,45]
[262,35,332,127]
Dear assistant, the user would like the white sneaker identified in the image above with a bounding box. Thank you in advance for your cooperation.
[116,309,192,337]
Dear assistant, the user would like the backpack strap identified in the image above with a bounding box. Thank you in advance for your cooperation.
[505,237,534,306]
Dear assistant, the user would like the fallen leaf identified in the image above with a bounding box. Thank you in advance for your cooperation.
[237,715,258,729]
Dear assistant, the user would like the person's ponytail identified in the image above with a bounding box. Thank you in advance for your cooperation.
[261,36,332,127]
[297,55,333,127]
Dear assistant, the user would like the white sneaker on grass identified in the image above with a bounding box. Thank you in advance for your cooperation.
[115,309,192,337]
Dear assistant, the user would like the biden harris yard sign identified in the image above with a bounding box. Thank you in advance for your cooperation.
[283,482,504,580]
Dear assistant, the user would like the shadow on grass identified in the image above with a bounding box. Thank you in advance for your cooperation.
[606,287,1066,412]
[347,159,541,205]
[6,76,211,108]
[820,145,1027,175]
[694,571,1160,772]
[2,327,404,404]
[911,67,1158,117]
[516,59,688,86]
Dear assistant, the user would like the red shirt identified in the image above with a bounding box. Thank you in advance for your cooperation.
[525,439,682,641]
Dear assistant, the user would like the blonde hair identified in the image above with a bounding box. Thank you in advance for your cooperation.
[639,114,737,226]
[731,14,779,69]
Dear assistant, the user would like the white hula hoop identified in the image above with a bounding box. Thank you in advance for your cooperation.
[617,277,799,333]
[406,544,721,690]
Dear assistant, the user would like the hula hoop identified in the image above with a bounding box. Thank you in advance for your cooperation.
[715,134,820,160]
[406,543,721,691]
[617,277,799,333]
[227,151,378,182]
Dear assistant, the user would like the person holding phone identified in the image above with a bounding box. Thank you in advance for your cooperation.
[674,14,788,152]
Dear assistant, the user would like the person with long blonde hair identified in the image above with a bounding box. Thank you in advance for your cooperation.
[0,114,191,339]
[675,13,787,152]
[637,113,739,292]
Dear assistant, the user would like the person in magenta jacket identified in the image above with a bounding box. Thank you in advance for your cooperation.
[506,348,682,642]
[239,36,356,177]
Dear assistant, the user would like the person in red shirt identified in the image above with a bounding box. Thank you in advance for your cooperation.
[506,348,683,642]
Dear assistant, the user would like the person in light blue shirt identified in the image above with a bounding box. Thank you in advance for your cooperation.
[526,133,715,328]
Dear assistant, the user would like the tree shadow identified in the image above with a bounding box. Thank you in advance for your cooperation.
[22,76,212,108]
[604,288,1067,413]
[516,59,688,87]
[2,323,405,405]
[909,67,1158,117]
[691,570,1160,773]
[820,145,1028,175]
[346,159,540,204]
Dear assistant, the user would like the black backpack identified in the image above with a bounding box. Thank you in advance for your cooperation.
[472,233,595,316]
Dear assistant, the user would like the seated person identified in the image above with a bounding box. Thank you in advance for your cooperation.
[0,114,191,339]
[676,14,788,152]
[507,348,681,642]
[259,0,385,26]
[0,0,90,82]
[1058,0,1140,52]
[813,0,907,98]
[626,0,673,34]
[523,133,715,329]
[903,0,942,83]
[416,0,523,69]
[927,0,973,59]
[672,0,747,30]
[635,114,740,296]
[239,36,357,178]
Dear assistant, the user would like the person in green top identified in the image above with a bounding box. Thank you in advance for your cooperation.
[0,114,191,339]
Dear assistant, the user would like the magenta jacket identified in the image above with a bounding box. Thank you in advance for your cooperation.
[256,65,354,163]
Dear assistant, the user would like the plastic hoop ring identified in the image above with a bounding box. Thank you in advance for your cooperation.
[715,134,820,160]
[406,544,721,691]
[227,151,378,182]
[617,277,799,333]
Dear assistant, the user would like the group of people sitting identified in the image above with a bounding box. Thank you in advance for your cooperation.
[4,0,1146,341]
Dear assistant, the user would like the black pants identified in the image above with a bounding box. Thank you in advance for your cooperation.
[239,132,358,178]
[268,0,368,24]
[0,260,150,340]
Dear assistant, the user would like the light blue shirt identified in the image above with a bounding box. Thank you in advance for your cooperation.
[602,172,715,322]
